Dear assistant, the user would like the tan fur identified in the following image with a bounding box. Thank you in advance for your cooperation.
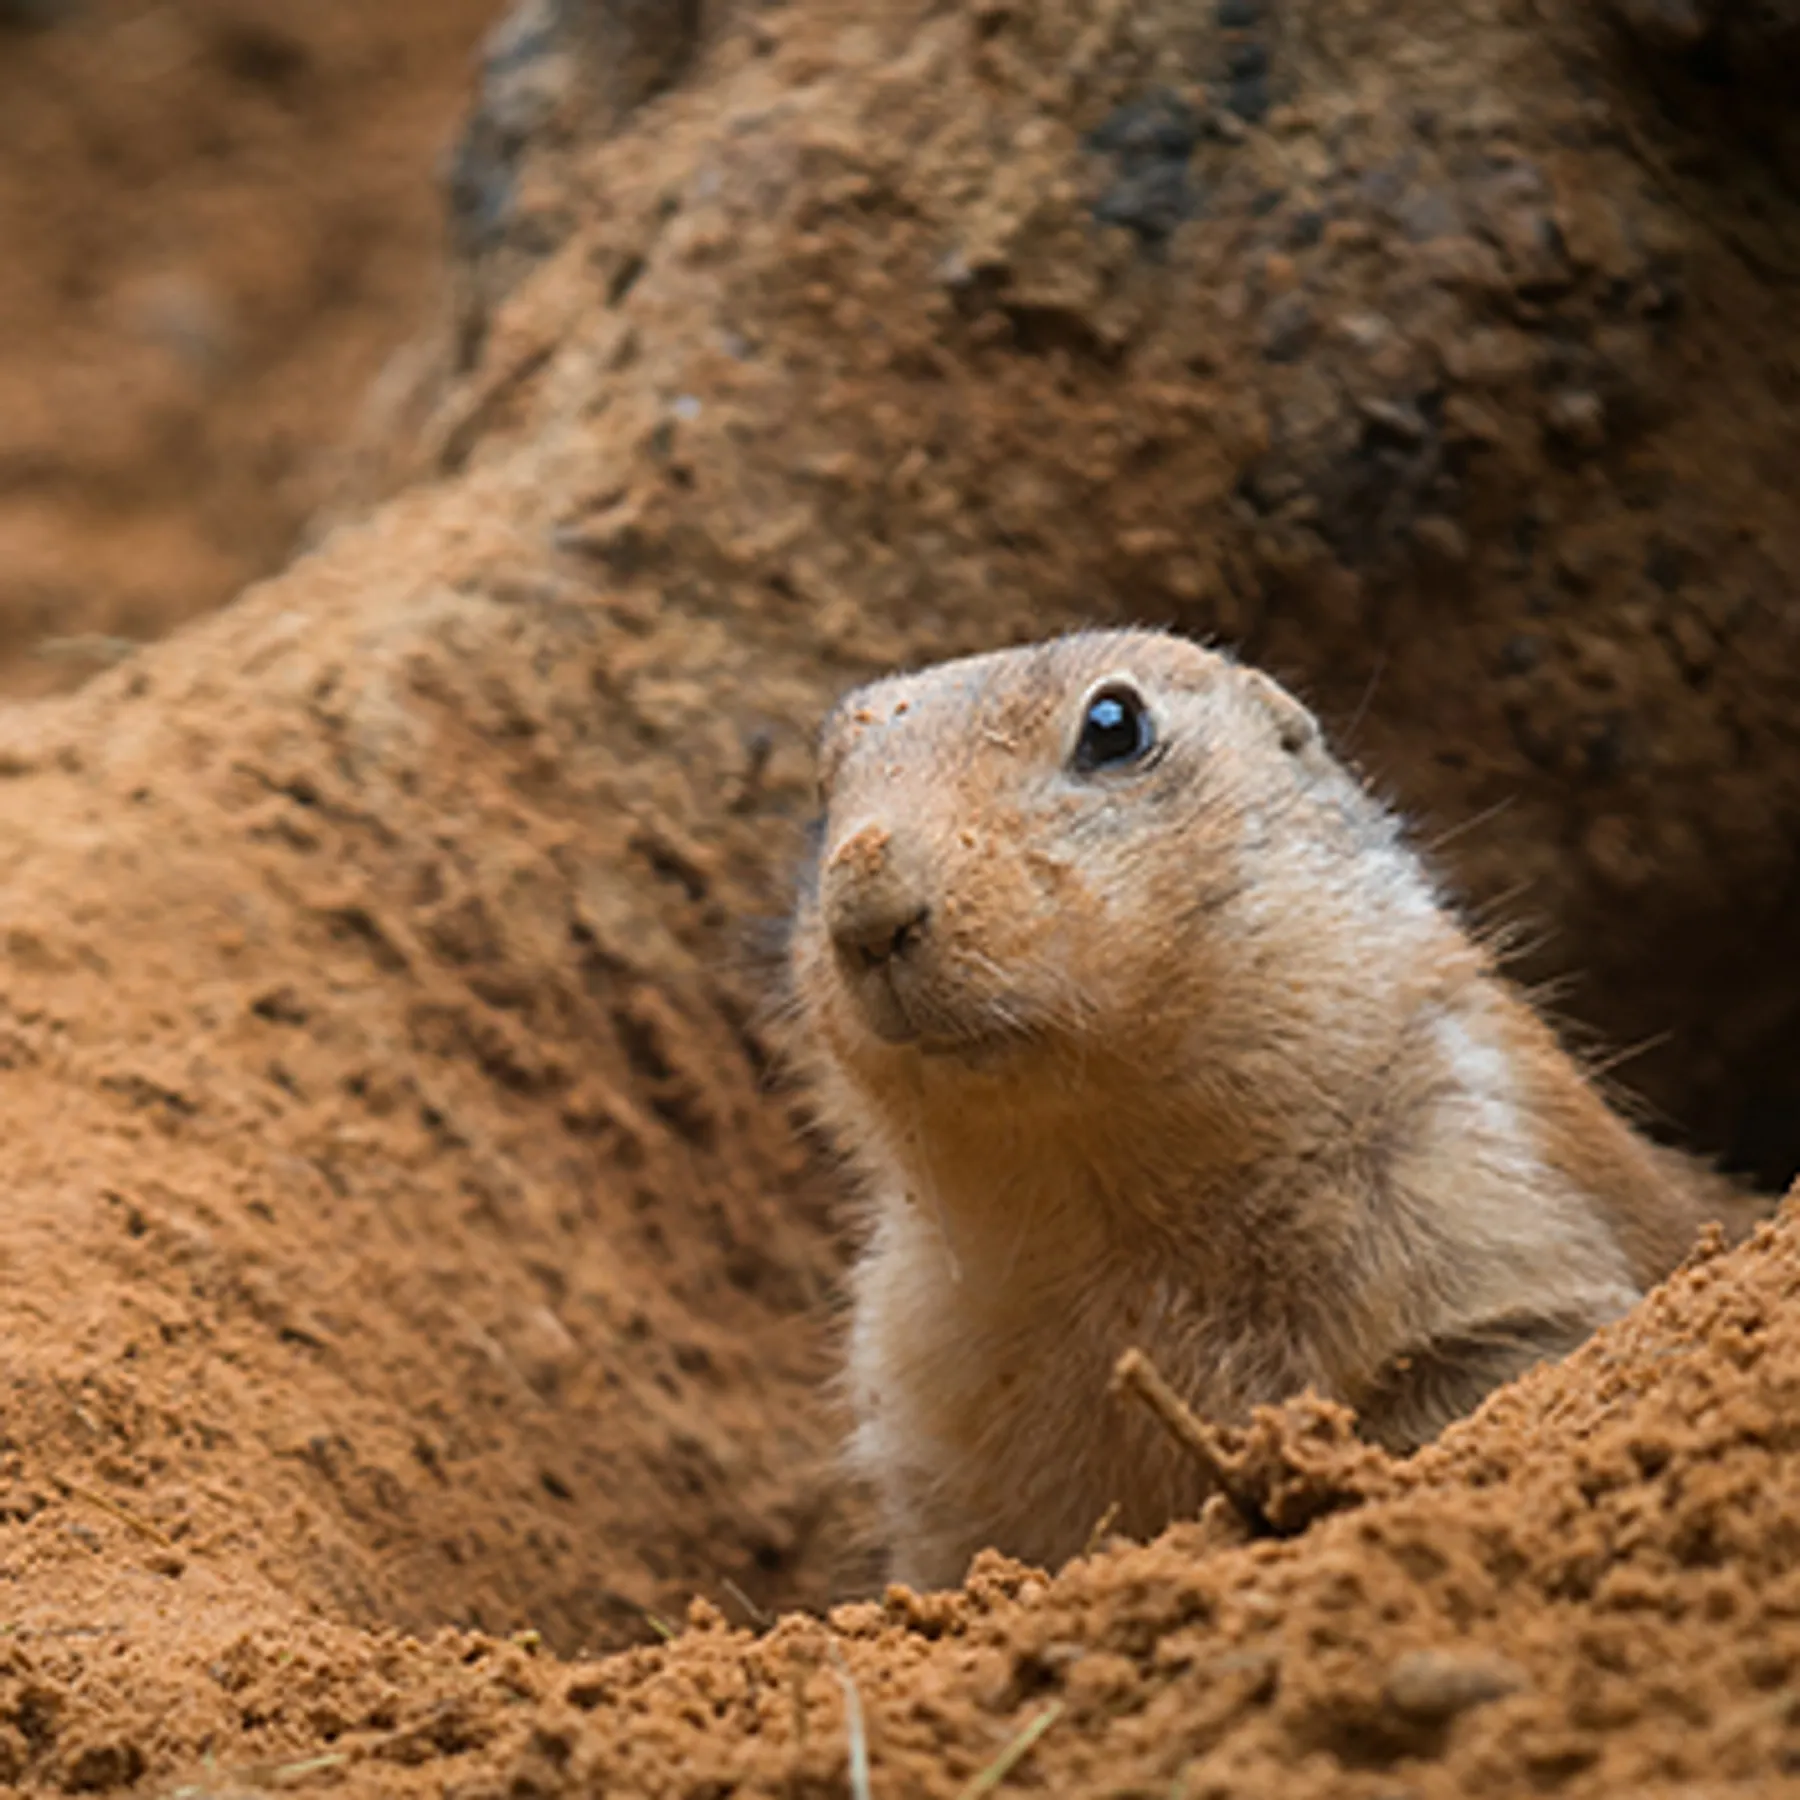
[785,629,1760,1593]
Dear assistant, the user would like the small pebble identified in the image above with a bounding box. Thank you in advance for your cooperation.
[1500,633,1545,674]
[1583,815,1654,892]
[1226,40,1269,79]
[1263,251,1300,293]
[1383,1648,1526,1722]
[1229,72,1271,122]
[1359,396,1428,445]
[1412,517,1469,567]
[1259,292,1313,361]
[1544,389,1606,450]
[1288,208,1326,247]
[1442,394,1504,445]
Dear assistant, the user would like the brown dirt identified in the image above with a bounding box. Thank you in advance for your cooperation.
[0,0,497,698]
[0,0,1798,1794]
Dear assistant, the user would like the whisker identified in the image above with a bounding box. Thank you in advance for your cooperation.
[1341,648,1389,747]
[1581,1028,1675,1082]
[1421,793,1518,857]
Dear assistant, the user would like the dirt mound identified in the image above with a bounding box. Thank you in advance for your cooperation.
[0,0,495,699]
[0,0,1796,1793]
[0,491,852,1652]
[434,1207,1800,1800]
[9,1197,1797,1794]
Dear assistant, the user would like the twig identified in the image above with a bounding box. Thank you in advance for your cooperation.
[33,634,138,667]
[52,1476,175,1549]
[826,1641,873,1800]
[955,1702,1064,1800]
[721,1575,771,1628]
[271,1752,350,1787]
[1110,1349,1244,1493]
[1081,1501,1121,1558]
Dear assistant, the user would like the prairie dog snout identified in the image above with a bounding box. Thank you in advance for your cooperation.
[786,628,1756,1592]
[820,822,934,1043]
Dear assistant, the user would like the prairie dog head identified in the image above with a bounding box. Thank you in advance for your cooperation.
[789,630,1455,1158]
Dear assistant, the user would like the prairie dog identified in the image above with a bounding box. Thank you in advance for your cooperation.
[787,628,1753,1593]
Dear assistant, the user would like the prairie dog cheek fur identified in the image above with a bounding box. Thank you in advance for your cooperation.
[786,627,1758,1593]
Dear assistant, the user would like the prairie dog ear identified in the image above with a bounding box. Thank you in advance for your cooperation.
[1240,667,1322,757]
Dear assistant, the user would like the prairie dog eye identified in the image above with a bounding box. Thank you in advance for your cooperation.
[1073,681,1155,774]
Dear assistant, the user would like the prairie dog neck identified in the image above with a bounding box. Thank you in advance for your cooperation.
[786,628,1739,1590]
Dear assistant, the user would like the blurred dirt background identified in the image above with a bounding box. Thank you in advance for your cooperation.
[0,0,1796,1794]
[0,0,496,696]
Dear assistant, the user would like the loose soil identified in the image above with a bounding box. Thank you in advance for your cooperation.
[0,0,1797,1795]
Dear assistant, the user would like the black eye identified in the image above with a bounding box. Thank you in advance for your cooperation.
[1073,683,1155,773]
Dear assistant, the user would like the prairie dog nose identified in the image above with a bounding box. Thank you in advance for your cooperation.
[823,822,932,969]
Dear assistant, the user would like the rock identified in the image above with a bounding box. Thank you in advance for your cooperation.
[1383,1648,1528,1723]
